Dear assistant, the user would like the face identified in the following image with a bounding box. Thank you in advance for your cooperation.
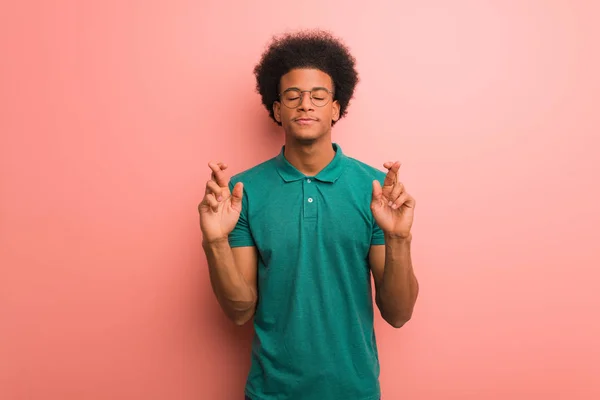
[273,68,340,143]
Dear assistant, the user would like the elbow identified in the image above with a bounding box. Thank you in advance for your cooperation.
[377,295,415,329]
[383,289,419,329]
[387,314,411,329]
[382,309,413,329]
[228,300,257,326]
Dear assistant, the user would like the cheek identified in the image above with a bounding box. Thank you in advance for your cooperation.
[279,109,296,129]
[322,107,335,122]
[279,109,293,124]
[278,104,291,116]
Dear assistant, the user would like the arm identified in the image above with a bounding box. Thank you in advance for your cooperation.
[369,236,419,328]
[370,160,419,328]
[203,240,258,326]
[199,160,257,326]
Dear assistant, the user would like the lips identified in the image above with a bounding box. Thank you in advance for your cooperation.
[294,117,317,125]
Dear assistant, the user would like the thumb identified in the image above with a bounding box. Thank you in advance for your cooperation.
[230,182,244,208]
[372,180,383,202]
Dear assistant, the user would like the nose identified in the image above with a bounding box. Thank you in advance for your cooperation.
[298,91,314,111]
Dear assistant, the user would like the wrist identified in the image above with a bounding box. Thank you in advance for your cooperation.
[202,236,229,248]
[384,232,412,243]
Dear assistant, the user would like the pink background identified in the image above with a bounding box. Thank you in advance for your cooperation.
[1,1,599,399]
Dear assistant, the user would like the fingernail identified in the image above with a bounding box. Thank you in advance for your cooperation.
[217,196,223,201]
[388,201,392,206]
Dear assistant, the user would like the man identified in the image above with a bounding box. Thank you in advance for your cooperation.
[199,30,419,400]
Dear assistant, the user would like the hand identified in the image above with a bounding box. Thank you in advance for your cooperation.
[371,161,416,239]
[198,161,244,243]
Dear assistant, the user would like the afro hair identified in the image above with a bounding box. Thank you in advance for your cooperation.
[253,30,359,126]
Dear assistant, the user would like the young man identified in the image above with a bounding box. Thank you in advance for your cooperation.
[199,30,419,400]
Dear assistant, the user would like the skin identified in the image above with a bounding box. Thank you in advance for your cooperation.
[199,68,418,328]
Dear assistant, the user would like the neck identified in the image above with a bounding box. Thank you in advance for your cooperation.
[283,136,335,176]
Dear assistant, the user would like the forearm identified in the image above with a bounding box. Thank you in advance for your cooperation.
[376,234,419,327]
[202,238,257,323]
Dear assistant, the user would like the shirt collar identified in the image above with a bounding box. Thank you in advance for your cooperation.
[275,143,347,183]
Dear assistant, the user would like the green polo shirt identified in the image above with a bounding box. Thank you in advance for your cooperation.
[228,143,386,400]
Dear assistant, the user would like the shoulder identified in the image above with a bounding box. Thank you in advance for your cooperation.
[344,156,386,182]
[230,157,278,187]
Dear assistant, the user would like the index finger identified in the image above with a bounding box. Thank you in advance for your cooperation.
[382,161,401,186]
[208,161,229,187]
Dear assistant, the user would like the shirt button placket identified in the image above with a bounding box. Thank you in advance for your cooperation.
[304,178,317,219]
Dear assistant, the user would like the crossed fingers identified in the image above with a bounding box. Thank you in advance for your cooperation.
[202,161,229,212]
[382,161,409,210]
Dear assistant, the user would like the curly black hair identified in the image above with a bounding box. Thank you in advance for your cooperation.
[253,30,359,126]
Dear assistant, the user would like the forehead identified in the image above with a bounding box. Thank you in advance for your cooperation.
[280,68,333,90]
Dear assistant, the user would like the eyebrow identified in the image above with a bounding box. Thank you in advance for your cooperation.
[284,86,331,92]
[282,86,331,92]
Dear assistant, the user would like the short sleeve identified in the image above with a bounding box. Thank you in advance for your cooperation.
[371,220,385,245]
[370,173,386,246]
[227,179,256,248]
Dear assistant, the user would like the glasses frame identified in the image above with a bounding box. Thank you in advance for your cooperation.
[278,87,335,109]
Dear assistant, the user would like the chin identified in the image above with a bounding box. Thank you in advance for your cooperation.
[286,125,326,141]
[290,131,323,144]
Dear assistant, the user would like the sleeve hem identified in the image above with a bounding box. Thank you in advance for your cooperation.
[228,239,256,248]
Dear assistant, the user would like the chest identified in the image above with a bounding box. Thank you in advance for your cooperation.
[247,181,374,266]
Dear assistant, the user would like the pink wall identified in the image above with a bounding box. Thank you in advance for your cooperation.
[1,1,599,399]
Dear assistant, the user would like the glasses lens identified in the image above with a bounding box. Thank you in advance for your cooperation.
[311,88,330,107]
[282,89,301,108]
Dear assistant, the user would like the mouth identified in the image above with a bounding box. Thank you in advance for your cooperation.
[294,117,318,125]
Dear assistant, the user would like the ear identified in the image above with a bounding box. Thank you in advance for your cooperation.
[332,100,341,122]
[273,101,282,123]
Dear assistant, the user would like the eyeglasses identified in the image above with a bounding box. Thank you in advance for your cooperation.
[278,87,334,108]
